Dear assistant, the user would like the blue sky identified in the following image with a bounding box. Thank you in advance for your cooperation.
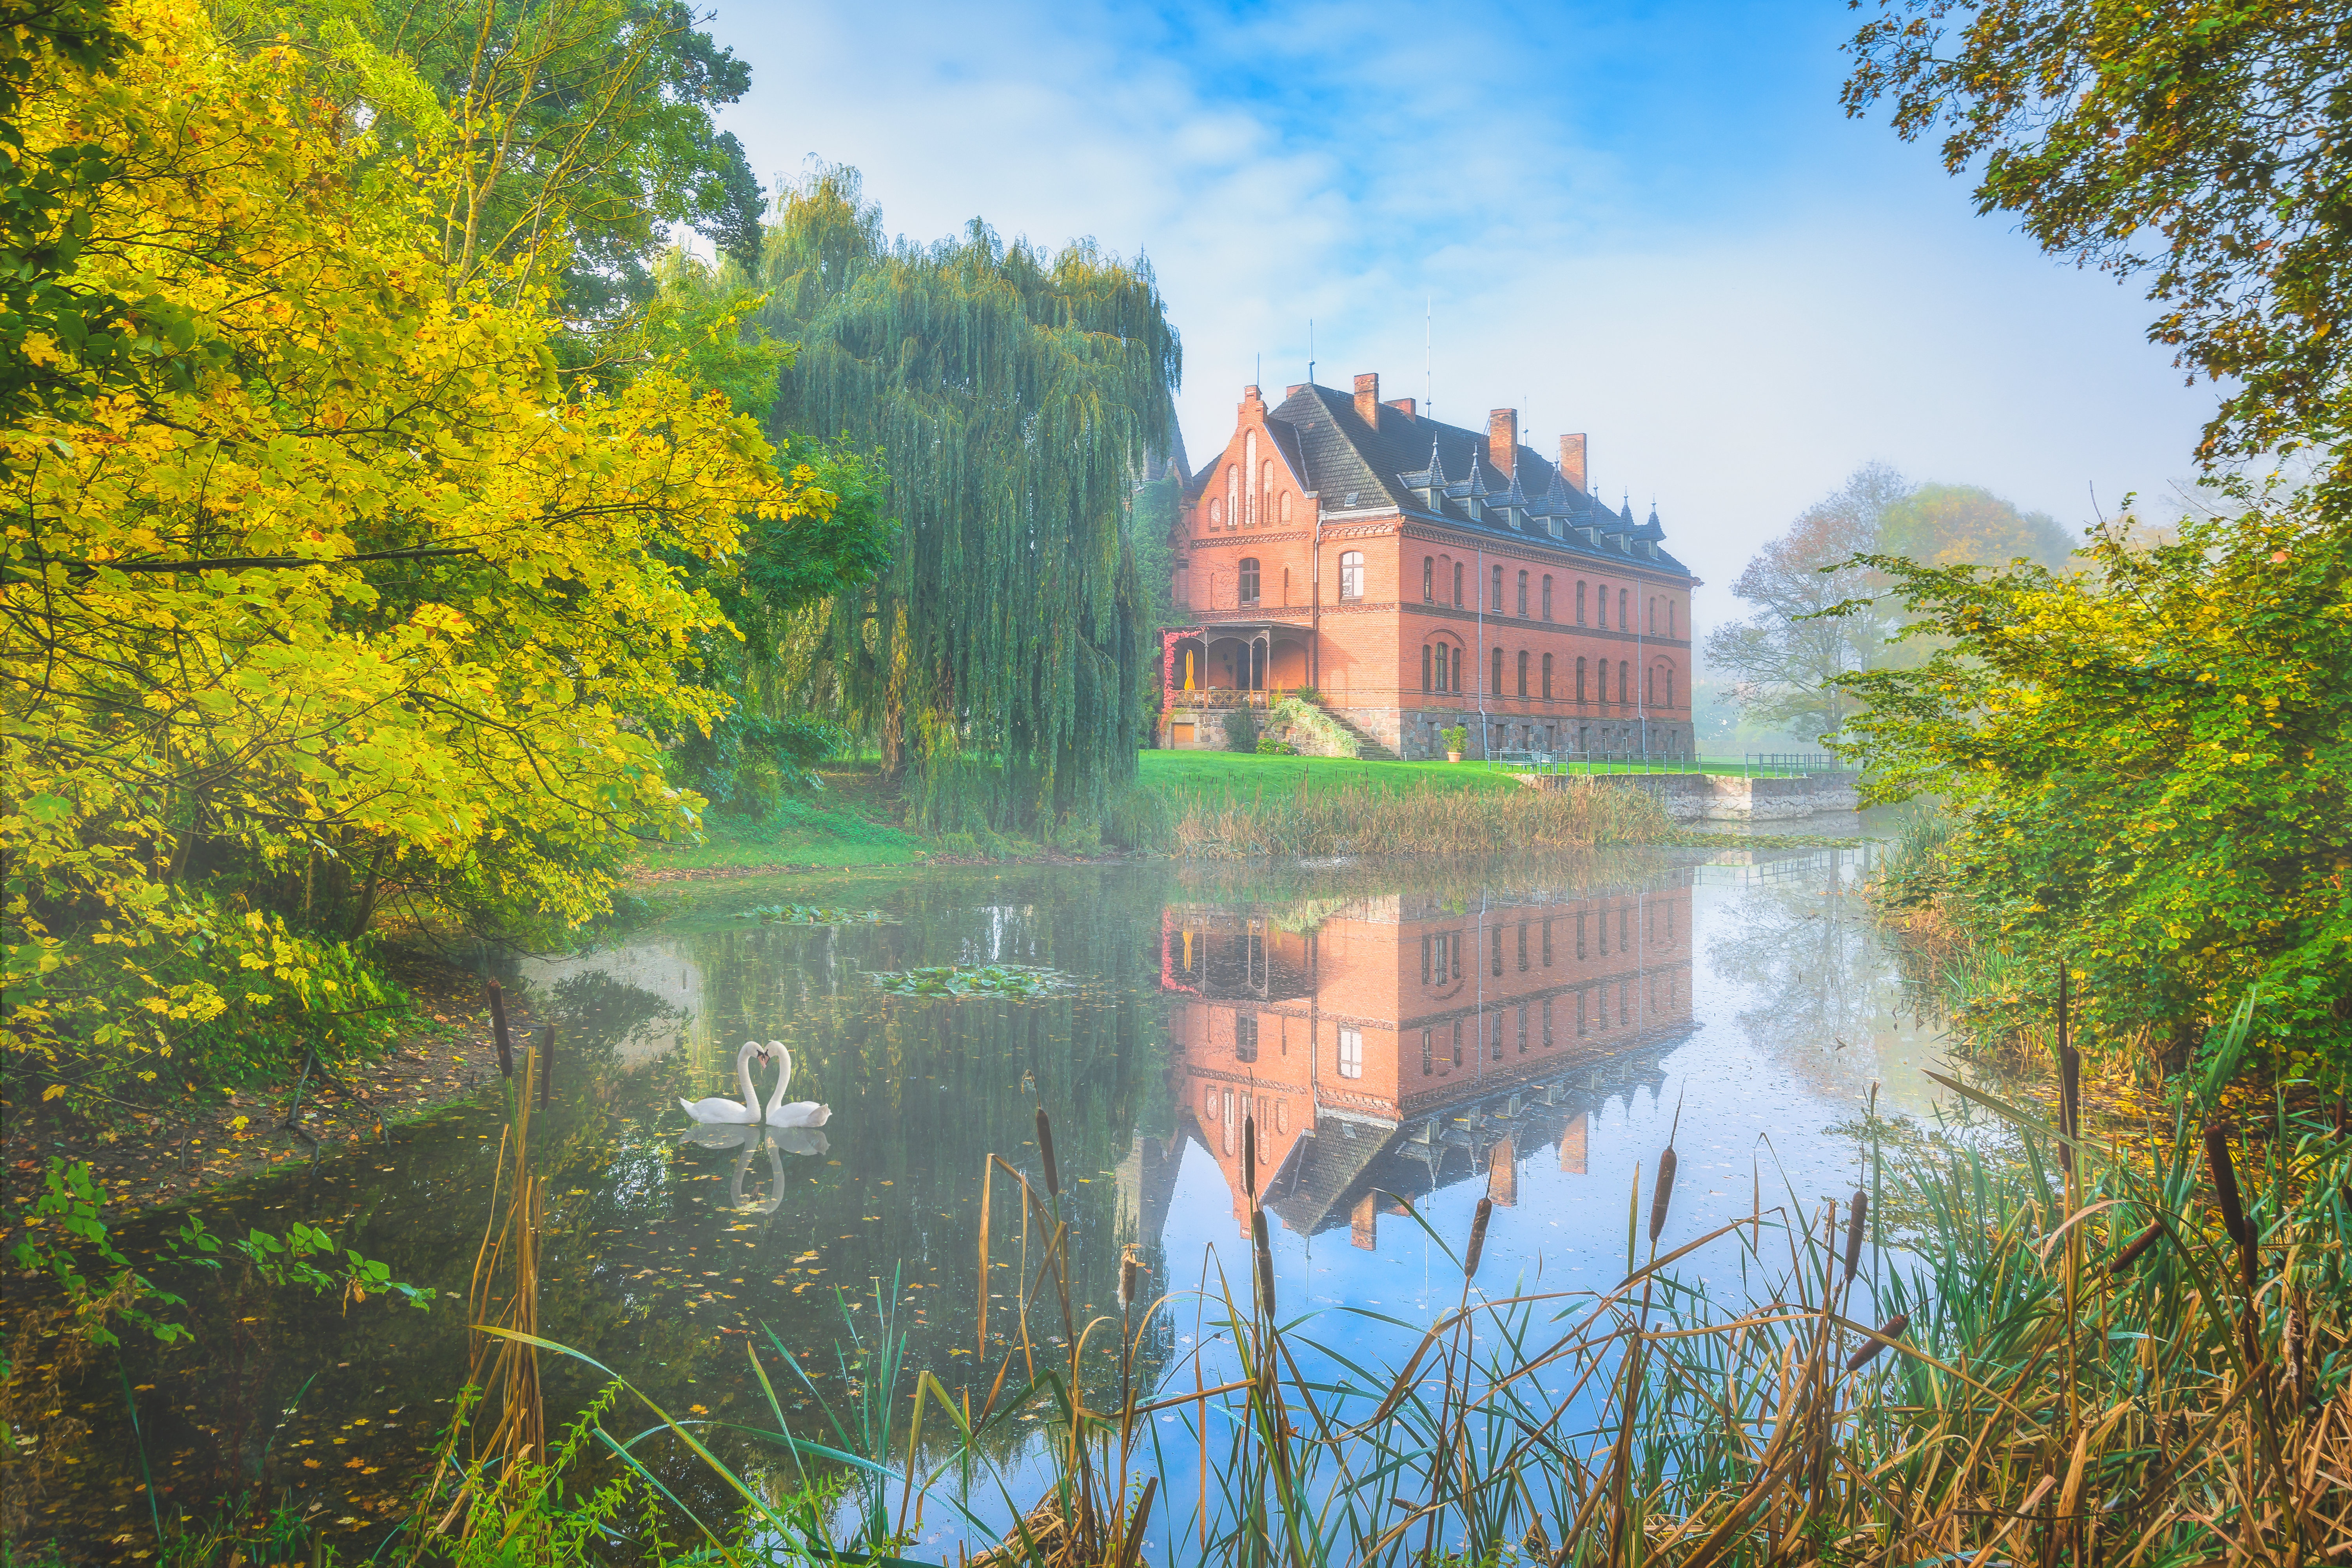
[704,0,2219,607]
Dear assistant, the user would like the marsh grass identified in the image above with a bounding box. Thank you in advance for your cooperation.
[1150,777,1672,859]
[449,1077,2350,1566]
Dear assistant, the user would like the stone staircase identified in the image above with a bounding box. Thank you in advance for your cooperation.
[1306,700,1400,761]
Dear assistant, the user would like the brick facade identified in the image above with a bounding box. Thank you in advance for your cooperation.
[1160,377,1699,761]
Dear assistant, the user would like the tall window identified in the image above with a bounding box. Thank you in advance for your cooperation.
[1648,596,1656,633]
[1434,642,1450,692]
[1542,997,1553,1046]
[1541,652,1553,700]
[1491,646,1503,695]
[1208,499,1221,526]
[1238,557,1260,605]
[1621,661,1632,704]
[1339,550,1364,600]
[1279,490,1293,524]
[1542,575,1553,620]
[1662,668,1674,708]
[1645,665,1652,706]
[1619,588,1629,628]
[1542,918,1553,965]
[1422,644,1433,693]
[1453,562,1464,606]
[1422,557,1434,602]
[1577,580,1587,624]
[1243,433,1258,526]
[1226,465,1239,530]
[1668,599,1676,637]
[1597,583,1609,628]
[1420,934,1432,984]
[1491,565,1503,610]
[1516,922,1528,971]
[1337,1027,1363,1079]
[1516,570,1529,617]
[1261,458,1274,523]
[1576,656,1587,702]
[1421,1029,1434,1075]
[1235,1014,1258,1063]
[1516,650,1529,697]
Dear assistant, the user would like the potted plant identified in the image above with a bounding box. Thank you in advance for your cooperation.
[1441,724,1469,763]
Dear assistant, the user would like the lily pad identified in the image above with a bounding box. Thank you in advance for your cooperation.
[738,904,889,926]
[869,964,1066,998]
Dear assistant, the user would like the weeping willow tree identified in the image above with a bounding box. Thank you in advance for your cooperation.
[755,167,1181,833]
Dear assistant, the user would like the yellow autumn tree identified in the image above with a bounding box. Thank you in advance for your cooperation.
[1,0,830,1102]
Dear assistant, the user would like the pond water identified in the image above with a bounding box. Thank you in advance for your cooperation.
[25,829,1957,1561]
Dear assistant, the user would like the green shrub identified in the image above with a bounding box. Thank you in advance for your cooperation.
[1221,706,1259,751]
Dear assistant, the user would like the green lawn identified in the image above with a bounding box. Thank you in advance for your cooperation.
[1138,750,1522,796]
[631,791,932,874]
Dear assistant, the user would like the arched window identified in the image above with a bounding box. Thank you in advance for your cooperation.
[1238,557,1260,605]
[1541,575,1553,620]
[1339,550,1364,601]
[1207,498,1221,527]
[1516,570,1529,617]
[1618,661,1629,704]
[1423,557,1434,602]
[1596,583,1609,628]
[1491,565,1503,610]
[1434,642,1451,692]
[1619,588,1629,628]
[1644,664,1653,706]
[1226,465,1240,529]
[1576,580,1587,624]
[1243,434,1259,526]
[1423,644,1433,692]
[1261,458,1274,522]
[1491,646,1504,695]
[1279,490,1293,524]
[1541,652,1553,700]
[1516,650,1529,696]
[1662,667,1675,708]
[1576,656,1587,702]
[1453,562,1464,606]
[1668,599,1677,637]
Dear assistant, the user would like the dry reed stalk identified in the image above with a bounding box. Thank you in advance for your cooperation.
[1169,775,1670,860]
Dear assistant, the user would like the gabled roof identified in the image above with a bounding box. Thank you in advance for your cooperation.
[1250,384,1693,577]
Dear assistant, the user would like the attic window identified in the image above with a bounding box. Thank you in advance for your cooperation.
[1344,492,1359,507]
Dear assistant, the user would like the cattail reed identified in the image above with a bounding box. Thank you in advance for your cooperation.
[1845,1312,1909,1372]
[1250,1208,1275,1314]
[2056,964,2078,1173]
[1118,1244,1141,1315]
[1842,1188,1867,1284]
[2203,1120,2255,1290]
[1241,1114,1256,1198]
[1465,1196,1493,1280]
[1648,1145,1677,1247]
[1035,1107,1060,1197]
[487,979,514,1078]
[2110,1220,2164,1274]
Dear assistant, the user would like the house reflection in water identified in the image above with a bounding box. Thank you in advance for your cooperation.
[1129,874,1695,1251]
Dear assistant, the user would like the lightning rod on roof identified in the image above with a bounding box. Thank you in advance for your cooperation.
[1308,319,1314,386]
[1425,296,1432,419]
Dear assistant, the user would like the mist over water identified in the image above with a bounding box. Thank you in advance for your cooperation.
[35,835,1951,1557]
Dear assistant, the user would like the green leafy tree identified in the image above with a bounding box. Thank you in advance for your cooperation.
[1836,489,2350,1078]
[1879,483,2073,571]
[755,166,1181,834]
[1842,1,2352,467]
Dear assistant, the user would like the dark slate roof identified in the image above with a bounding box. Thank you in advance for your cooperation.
[1265,384,1693,577]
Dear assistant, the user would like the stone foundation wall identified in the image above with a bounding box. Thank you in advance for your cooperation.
[1532,770,1860,822]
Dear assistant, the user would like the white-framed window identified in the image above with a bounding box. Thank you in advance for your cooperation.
[1337,1027,1363,1079]
[1339,550,1365,601]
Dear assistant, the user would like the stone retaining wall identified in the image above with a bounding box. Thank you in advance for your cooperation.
[1526,769,1860,822]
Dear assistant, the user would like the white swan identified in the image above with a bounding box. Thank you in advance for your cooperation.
[677,1040,769,1125]
[761,1039,832,1127]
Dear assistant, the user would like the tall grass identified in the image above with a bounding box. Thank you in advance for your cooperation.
[1116,776,1671,858]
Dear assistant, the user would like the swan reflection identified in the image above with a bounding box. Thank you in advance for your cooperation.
[676,1122,832,1214]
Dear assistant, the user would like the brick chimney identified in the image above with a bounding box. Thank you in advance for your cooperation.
[1558,432,1588,494]
[1387,397,1417,419]
[1353,372,1380,426]
[1488,408,1518,482]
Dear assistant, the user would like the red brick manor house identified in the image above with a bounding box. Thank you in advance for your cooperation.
[1160,374,1696,760]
